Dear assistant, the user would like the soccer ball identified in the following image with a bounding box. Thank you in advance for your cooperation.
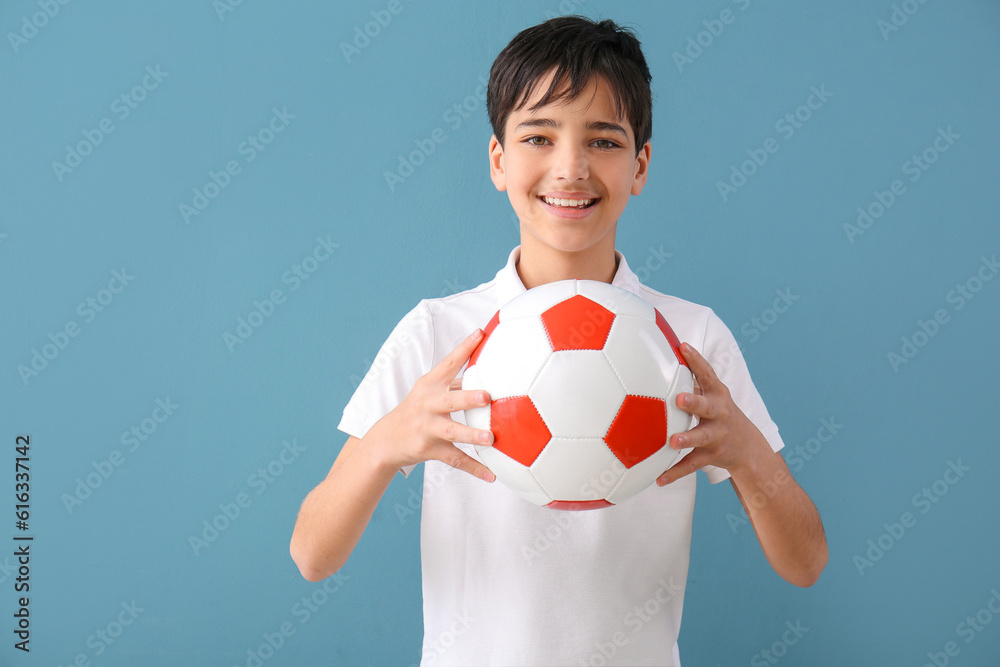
[461,279,694,510]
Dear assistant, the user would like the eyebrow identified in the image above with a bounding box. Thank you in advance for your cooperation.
[513,117,628,139]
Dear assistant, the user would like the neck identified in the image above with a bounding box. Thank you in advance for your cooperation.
[515,238,619,290]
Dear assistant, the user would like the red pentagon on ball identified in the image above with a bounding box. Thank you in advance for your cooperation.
[489,395,551,466]
[468,311,500,369]
[655,308,689,368]
[546,498,613,511]
[603,395,668,469]
[541,295,615,351]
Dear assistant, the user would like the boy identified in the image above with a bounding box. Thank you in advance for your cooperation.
[290,15,827,666]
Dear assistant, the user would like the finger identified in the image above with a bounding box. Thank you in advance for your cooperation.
[656,449,710,486]
[435,415,494,447]
[433,444,496,482]
[674,391,714,420]
[430,329,484,384]
[679,342,720,391]
[670,423,713,450]
[437,388,492,415]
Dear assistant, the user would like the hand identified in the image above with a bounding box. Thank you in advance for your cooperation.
[367,329,497,482]
[656,342,771,486]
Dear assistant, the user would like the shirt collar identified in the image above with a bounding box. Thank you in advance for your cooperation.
[495,245,644,309]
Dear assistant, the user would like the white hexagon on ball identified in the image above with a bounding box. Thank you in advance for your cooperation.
[461,278,695,511]
[528,350,626,438]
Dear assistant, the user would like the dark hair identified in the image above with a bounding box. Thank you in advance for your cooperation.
[487,15,653,157]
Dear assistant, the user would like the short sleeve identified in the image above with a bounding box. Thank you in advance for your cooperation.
[337,300,436,478]
[698,309,784,484]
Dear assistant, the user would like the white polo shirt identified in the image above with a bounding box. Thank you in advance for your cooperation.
[338,246,784,667]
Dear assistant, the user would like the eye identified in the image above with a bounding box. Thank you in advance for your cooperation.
[521,136,621,149]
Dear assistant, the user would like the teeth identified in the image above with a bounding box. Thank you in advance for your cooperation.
[543,196,594,208]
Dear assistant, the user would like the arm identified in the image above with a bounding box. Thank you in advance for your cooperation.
[727,437,827,587]
[289,434,398,582]
[655,343,828,587]
[289,329,497,582]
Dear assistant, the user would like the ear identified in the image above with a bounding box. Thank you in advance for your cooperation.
[489,135,507,192]
[631,141,651,196]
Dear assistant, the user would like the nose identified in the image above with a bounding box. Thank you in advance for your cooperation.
[551,141,589,182]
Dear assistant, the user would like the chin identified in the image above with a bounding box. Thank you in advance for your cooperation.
[538,238,605,256]
[528,226,614,255]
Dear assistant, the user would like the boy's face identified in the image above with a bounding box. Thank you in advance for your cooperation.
[489,68,650,257]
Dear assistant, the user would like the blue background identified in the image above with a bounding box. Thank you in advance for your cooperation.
[1,0,998,665]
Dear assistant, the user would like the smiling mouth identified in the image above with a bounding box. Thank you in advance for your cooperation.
[539,196,599,209]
